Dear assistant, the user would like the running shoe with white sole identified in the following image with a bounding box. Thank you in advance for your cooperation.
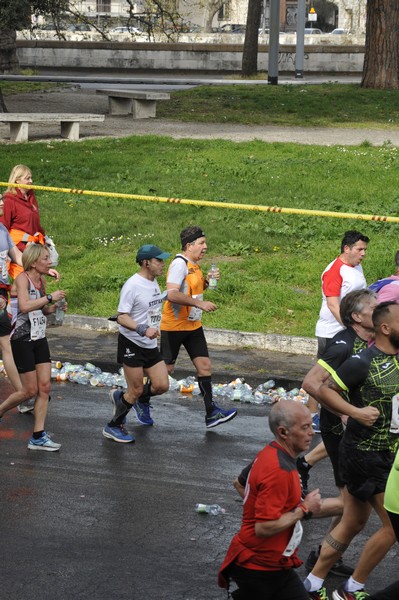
[102,424,134,443]
[205,405,237,429]
[18,397,36,414]
[28,432,61,451]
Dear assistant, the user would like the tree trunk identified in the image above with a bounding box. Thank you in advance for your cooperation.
[0,89,8,112]
[0,29,19,74]
[242,0,262,76]
[361,0,399,89]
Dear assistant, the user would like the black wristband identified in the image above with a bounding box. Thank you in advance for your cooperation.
[46,294,53,303]
[136,323,148,337]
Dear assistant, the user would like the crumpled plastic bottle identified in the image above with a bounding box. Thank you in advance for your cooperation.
[84,362,102,375]
[168,376,180,392]
[195,503,226,516]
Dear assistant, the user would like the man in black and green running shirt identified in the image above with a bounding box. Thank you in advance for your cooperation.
[304,301,399,600]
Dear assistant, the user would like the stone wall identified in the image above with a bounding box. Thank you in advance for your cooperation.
[16,40,365,73]
[336,0,367,33]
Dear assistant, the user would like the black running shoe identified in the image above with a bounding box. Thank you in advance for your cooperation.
[305,549,354,578]
[329,558,354,577]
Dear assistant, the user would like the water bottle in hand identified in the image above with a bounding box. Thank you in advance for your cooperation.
[55,299,66,325]
[208,263,218,290]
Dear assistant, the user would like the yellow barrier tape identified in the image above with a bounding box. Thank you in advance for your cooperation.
[1,182,398,223]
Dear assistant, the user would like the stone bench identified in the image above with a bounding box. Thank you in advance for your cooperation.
[0,113,105,142]
[96,89,170,119]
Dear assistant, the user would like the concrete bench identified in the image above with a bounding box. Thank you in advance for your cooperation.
[0,113,105,142]
[96,89,170,119]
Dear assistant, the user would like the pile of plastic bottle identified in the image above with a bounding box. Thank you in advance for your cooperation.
[1,358,309,402]
[50,361,126,388]
[175,375,309,405]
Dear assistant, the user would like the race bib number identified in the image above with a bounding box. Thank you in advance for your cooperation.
[29,310,47,340]
[282,521,303,557]
[147,305,162,330]
[390,393,399,433]
[188,294,203,322]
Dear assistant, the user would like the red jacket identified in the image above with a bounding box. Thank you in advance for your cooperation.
[0,189,45,251]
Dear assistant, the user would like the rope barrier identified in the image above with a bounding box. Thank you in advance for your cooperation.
[1,182,397,223]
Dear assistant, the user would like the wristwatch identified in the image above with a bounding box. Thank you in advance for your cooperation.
[46,294,53,303]
[298,503,313,520]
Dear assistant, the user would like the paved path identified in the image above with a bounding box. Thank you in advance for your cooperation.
[1,365,396,600]
[1,87,399,146]
[47,324,315,388]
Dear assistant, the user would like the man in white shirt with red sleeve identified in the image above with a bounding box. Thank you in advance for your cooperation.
[315,230,369,358]
[309,231,369,433]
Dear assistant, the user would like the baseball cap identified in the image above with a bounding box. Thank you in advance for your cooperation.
[136,244,171,263]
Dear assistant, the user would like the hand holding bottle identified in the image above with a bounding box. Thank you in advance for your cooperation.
[207,263,220,290]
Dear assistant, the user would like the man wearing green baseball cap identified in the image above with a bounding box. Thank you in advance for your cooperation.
[103,244,171,443]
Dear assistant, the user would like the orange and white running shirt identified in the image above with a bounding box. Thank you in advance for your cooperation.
[315,256,366,339]
[161,254,205,332]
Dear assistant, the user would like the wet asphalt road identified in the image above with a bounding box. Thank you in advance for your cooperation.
[0,378,268,600]
[1,370,398,600]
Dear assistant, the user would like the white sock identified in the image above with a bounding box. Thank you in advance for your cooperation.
[346,576,364,592]
[304,574,324,592]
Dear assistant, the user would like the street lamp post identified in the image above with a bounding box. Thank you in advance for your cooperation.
[268,0,280,85]
[295,0,306,77]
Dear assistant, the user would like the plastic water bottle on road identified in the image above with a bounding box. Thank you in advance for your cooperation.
[195,503,226,515]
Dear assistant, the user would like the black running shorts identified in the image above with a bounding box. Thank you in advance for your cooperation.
[339,442,394,501]
[322,431,345,489]
[160,327,209,365]
[11,337,51,373]
[117,333,163,369]
[0,308,12,337]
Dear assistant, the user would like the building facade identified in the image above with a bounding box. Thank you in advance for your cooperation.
[54,0,367,34]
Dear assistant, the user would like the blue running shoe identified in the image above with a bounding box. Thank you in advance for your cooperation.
[28,431,61,452]
[109,388,124,417]
[132,401,154,426]
[102,424,135,443]
[312,413,321,434]
[206,405,237,429]
[109,388,128,424]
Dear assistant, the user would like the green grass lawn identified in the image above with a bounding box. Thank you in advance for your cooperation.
[1,134,398,338]
[1,81,64,95]
[157,83,399,128]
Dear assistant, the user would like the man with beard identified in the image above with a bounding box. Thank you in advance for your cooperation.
[304,302,399,600]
